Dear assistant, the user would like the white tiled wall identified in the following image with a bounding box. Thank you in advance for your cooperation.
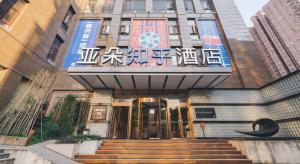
[190,72,300,138]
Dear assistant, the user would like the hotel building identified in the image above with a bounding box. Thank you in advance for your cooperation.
[47,0,300,139]
[1,0,299,140]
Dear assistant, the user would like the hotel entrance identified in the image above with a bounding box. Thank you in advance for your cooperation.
[109,98,193,139]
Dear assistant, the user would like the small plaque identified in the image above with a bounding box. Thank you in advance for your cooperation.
[195,108,216,118]
[91,105,107,120]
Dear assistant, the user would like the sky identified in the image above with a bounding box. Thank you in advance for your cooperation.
[233,0,270,27]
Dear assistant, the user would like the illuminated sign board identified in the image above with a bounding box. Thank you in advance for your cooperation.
[77,47,225,67]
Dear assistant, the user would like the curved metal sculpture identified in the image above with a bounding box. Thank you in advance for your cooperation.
[235,118,279,137]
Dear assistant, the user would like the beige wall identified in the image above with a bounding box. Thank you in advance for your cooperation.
[0,0,79,108]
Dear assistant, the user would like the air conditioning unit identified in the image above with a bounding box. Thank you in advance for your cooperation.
[169,25,179,35]
[167,2,175,11]
[119,25,130,35]
[190,25,198,35]
[100,25,110,35]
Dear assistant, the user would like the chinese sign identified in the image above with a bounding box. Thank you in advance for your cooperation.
[198,19,231,67]
[63,20,101,68]
[77,47,224,67]
[130,19,170,67]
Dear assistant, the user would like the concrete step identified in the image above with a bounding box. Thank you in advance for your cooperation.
[0,158,15,164]
[76,159,252,164]
[103,139,229,143]
[75,139,252,164]
[0,149,4,153]
[99,146,237,150]
[101,143,233,147]
[76,154,248,159]
[96,150,243,155]
[0,153,10,159]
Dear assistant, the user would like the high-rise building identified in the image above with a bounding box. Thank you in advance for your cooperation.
[250,0,300,79]
[0,0,79,108]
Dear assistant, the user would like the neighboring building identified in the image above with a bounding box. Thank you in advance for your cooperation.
[0,0,79,108]
[250,0,300,79]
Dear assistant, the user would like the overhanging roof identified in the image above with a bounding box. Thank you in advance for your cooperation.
[68,67,232,90]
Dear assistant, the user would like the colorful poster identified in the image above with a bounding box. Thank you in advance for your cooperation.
[198,20,231,67]
[130,19,170,67]
[63,20,101,68]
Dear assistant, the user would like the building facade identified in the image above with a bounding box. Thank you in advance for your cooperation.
[47,0,300,139]
[0,0,79,108]
[250,0,300,79]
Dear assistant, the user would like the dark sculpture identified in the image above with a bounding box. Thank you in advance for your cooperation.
[235,118,279,137]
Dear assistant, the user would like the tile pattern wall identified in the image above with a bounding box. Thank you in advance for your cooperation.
[267,96,300,120]
[194,121,300,138]
[90,90,113,104]
[260,72,300,102]
[191,71,300,138]
[192,106,268,122]
[189,90,264,104]
[276,121,300,138]
[194,123,253,138]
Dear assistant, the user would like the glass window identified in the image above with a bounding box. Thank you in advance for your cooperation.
[85,0,97,13]
[153,0,175,13]
[47,35,64,63]
[200,0,213,10]
[168,19,179,40]
[184,0,195,13]
[0,0,17,18]
[188,19,199,40]
[99,19,111,40]
[123,0,145,13]
[0,0,24,27]
[102,0,114,13]
[119,19,131,40]
[62,6,75,31]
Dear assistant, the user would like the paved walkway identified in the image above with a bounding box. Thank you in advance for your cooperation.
[26,140,79,164]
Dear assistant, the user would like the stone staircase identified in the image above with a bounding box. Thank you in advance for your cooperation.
[0,149,14,164]
[75,139,252,164]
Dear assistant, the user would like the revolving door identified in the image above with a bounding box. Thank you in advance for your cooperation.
[110,98,193,139]
[131,98,168,139]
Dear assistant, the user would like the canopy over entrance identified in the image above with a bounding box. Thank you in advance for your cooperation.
[68,67,231,90]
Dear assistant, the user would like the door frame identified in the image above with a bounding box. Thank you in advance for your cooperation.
[111,98,194,139]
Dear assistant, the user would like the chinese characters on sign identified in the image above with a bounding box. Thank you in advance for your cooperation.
[77,48,99,64]
[77,47,224,67]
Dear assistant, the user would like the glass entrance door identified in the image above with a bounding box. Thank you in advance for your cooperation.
[111,98,193,139]
[131,98,167,139]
